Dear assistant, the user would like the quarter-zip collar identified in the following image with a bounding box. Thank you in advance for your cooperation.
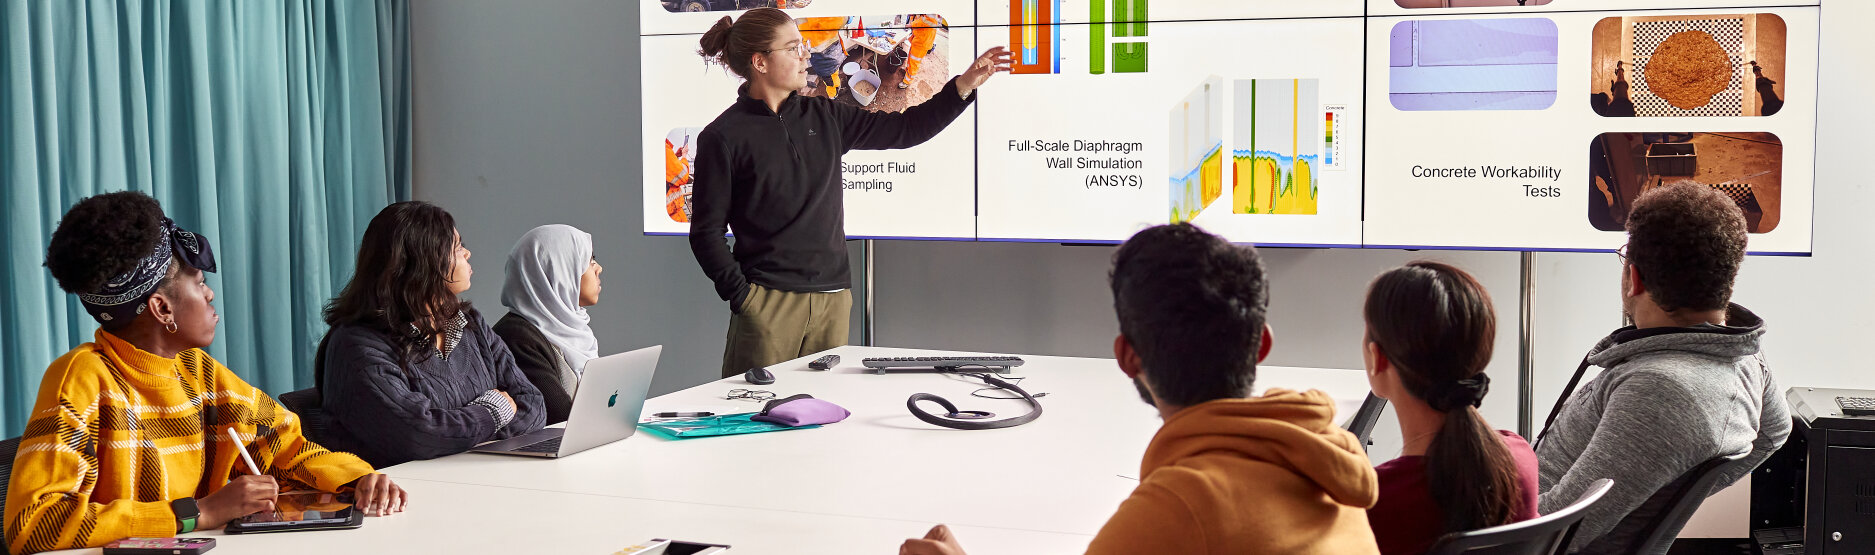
[736,83,805,162]
[735,82,798,116]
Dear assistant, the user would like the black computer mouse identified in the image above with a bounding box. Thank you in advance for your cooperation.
[744,367,775,385]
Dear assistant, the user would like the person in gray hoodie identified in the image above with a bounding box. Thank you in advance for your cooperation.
[1534,182,1789,555]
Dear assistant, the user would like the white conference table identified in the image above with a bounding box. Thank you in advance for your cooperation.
[49,345,1371,554]
[150,477,1108,555]
[385,346,1372,537]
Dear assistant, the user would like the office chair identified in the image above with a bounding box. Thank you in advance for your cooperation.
[1426,478,1616,555]
[1605,452,1751,555]
[278,388,327,443]
[1,435,20,555]
[1347,393,1390,449]
[282,330,335,443]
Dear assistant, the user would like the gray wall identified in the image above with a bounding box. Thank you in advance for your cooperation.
[412,0,1874,537]
[410,0,866,398]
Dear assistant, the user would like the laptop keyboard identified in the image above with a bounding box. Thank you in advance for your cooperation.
[515,437,562,454]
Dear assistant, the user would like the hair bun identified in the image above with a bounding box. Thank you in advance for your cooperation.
[697,16,734,59]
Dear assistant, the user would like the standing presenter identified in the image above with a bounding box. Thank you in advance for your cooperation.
[690,8,1010,377]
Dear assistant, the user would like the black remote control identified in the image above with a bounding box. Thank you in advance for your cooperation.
[809,354,840,370]
[1837,396,1875,416]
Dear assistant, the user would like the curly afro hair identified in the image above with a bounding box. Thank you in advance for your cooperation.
[44,191,168,295]
[1625,181,1748,312]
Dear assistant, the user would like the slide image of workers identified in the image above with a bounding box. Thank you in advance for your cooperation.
[664,127,703,223]
[661,0,810,13]
[793,15,950,112]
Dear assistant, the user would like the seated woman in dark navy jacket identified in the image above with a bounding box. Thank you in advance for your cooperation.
[317,201,546,468]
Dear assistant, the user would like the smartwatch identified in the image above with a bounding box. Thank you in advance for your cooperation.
[171,497,200,534]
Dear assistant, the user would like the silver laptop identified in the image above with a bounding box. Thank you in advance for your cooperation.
[471,345,661,458]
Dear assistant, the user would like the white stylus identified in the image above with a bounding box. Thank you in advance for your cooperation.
[226,427,263,476]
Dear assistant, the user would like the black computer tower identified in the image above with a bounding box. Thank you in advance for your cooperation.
[1752,387,1875,554]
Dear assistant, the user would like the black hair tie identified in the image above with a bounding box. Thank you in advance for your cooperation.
[1436,373,1491,412]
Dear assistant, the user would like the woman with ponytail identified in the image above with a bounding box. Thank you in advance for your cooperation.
[1362,262,1540,555]
[689,9,1010,377]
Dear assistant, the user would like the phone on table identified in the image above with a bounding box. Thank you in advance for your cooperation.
[617,538,731,554]
[223,491,364,534]
[103,538,216,555]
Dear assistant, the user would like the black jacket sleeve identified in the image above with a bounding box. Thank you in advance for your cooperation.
[475,311,547,439]
[837,77,976,152]
[321,325,501,466]
[686,127,750,307]
[492,314,574,425]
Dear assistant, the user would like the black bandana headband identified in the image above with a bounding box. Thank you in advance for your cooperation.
[78,217,217,326]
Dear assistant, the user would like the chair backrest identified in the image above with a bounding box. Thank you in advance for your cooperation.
[1618,452,1750,555]
[279,388,322,415]
[278,388,328,444]
[1346,393,1389,448]
[311,328,333,403]
[1426,478,1616,555]
[289,328,336,445]
[1,435,21,555]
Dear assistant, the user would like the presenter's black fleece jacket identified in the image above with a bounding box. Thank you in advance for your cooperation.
[689,77,975,310]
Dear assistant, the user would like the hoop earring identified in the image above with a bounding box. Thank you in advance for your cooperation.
[164,320,179,334]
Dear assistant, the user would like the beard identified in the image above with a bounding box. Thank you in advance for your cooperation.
[1133,375,1157,408]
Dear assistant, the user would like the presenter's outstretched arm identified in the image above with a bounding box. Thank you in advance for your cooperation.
[955,46,1013,99]
[838,47,1012,151]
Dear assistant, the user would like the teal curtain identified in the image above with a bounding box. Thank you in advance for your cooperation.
[0,0,411,437]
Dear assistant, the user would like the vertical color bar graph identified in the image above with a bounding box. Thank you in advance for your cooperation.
[1324,112,1335,166]
[1011,0,1059,74]
[1089,0,1106,74]
[1022,0,1037,65]
[1109,0,1147,73]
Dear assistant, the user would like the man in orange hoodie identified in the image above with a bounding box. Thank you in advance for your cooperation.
[901,223,1381,555]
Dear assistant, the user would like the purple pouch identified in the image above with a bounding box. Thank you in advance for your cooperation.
[751,394,849,427]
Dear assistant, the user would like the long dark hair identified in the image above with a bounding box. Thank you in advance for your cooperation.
[323,201,470,364]
[1364,262,1522,533]
[697,8,794,79]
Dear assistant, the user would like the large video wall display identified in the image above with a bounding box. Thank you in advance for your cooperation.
[641,0,1822,254]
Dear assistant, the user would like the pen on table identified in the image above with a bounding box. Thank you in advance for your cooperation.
[651,411,715,418]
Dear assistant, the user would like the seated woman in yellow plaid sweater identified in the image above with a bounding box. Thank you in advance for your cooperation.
[4,192,408,554]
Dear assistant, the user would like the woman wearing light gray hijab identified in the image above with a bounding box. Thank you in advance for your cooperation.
[493,224,604,424]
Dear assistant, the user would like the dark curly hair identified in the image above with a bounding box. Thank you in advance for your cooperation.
[1625,181,1747,312]
[1109,223,1269,407]
[45,191,169,296]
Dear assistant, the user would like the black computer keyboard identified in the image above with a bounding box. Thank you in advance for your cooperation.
[861,356,1025,370]
[1837,396,1875,416]
[516,437,562,453]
